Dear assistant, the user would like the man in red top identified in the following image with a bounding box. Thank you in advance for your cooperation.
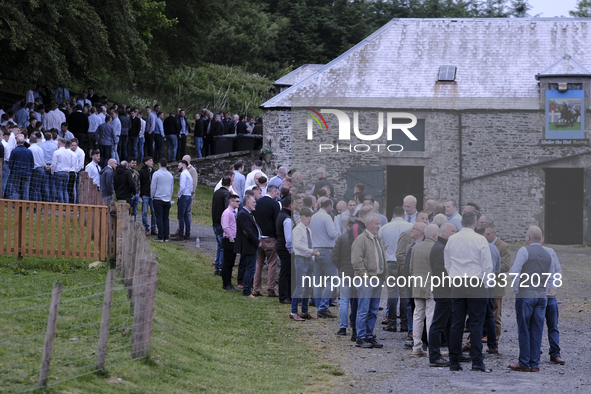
[221,194,240,291]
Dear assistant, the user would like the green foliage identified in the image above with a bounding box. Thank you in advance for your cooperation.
[0,0,173,84]
[100,64,275,117]
[570,0,591,16]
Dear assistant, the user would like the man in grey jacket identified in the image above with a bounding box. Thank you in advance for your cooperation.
[151,158,174,242]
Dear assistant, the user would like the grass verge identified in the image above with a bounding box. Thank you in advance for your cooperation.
[1,243,340,393]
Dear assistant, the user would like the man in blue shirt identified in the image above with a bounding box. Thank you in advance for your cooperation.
[8,135,34,200]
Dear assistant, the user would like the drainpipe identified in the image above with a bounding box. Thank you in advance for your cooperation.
[458,113,463,208]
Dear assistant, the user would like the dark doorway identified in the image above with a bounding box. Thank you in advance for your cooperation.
[386,166,424,220]
[544,168,584,244]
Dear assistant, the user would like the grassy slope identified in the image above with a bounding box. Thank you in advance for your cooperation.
[1,243,341,394]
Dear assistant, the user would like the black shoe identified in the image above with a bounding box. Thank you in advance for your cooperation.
[350,332,357,342]
[383,323,397,332]
[430,358,450,367]
[355,338,373,348]
[317,310,337,318]
[471,365,492,373]
[329,298,338,307]
[223,286,239,292]
[308,300,315,307]
[450,365,463,372]
[280,298,292,304]
[459,354,471,362]
[214,271,221,276]
[336,328,347,336]
[400,325,408,332]
[404,339,413,349]
[367,337,383,348]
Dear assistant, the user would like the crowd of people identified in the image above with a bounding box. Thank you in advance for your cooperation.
[0,85,262,204]
[213,164,565,373]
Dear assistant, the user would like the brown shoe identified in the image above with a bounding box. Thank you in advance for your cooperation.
[145,230,150,236]
[463,327,470,333]
[508,363,531,372]
[550,356,565,365]
[317,310,337,318]
[151,230,158,235]
[237,284,243,289]
[252,291,263,297]
[481,336,488,343]
[381,316,389,325]
[486,348,499,354]
[243,295,256,299]
[267,289,278,297]
[290,313,305,321]
[299,313,317,319]
[531,367,540,372]
[462,344,471,352]
[171,230,180,237]
[170,235,183,241]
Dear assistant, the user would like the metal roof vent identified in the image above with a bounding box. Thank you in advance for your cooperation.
[438,65,457,81]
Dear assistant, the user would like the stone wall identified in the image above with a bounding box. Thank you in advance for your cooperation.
[167,150,273,186]
[264,107,591,243]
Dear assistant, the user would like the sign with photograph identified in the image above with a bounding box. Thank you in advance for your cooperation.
[545,90,585,139]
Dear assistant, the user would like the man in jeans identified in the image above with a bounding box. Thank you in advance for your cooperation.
[171,160,193,241]
[139,156,156,236]
[508,226,555,372]
[309,198,339,317]
[351,213,387,349]
[150,158,173,242]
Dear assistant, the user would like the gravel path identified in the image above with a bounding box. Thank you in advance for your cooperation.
[156,231,591,393]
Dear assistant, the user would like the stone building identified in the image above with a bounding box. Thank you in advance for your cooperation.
[261,18,591,244]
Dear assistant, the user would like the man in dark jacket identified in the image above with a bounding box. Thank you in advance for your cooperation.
[205,114,223,156]
[212,176,231,275]
[113,161,136,205]
[235,194,261,298]
[276,196,292,303]
[99,158,117,205]
[175,109,190,160]
[193,113,204,158]
[253,185,281,297]
[67,105,89,153]
[163,113,179,162]
[128,109,141,161]
[428,222,456,367]
[332,216,358,340]
[139,156,156,235]
[118,110,131,161]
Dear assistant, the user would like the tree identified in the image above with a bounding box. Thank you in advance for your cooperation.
[0,0,172,85]
[570,0,591,16]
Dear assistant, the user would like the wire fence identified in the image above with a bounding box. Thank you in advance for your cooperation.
[0,269,157,394]
[0,201,157,394]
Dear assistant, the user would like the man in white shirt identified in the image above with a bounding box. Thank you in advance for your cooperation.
[380,206,413,332]
[26,85,36,104]
[138,111,146,161]
[402,195,418,223]
[88,107,102,152]
[444,211,493,373]
[85,149,101,189]
[51,138,71,203]
[71,139,85,204]
[245,160,267,189]
[2,130,12,197]
[28,135,46,201]
[171,160,193,241]
[111,110,121,162]
[76,91,92,107]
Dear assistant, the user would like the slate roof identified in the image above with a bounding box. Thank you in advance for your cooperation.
[262,18,591,109]
[274,64,325,86]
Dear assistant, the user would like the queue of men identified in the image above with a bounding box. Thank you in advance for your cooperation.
[1,88,261,203]
[214,164,565,374]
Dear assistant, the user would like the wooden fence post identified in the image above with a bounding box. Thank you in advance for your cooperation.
[96,270,115,370]
[116,202,130,271]
[142,261,159,356]
[38,282,62,387]
[131,260,148,359]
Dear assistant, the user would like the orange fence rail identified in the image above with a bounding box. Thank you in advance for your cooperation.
[0,199,108,260]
